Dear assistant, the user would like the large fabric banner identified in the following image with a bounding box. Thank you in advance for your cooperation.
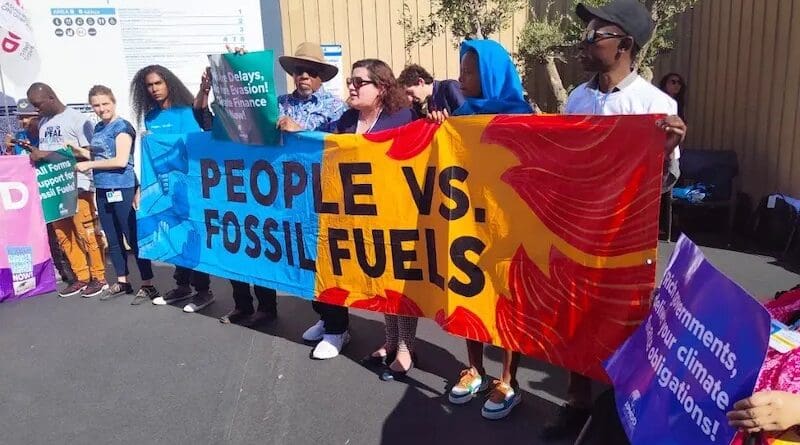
[0,155,55,302]
[138,115,665,380]
[604,235,770,444]
[208,50,280,145]
[35,148,78,222]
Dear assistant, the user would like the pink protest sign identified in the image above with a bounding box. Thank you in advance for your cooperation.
[0,155,55,302]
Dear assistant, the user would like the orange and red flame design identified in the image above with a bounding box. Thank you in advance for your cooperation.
[316,114,665,381]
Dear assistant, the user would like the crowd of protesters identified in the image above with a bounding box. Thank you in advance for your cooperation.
[4,1,799,442]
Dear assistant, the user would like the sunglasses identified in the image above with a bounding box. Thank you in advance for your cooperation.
[346,77,376,89]
[583,29,629,44]
[292,67,320,78]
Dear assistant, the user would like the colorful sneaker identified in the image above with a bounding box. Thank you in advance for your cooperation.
[59,280,88,298]
[99,282,134,301]
[152,286,195,306]
[82,280,109,298]
[448,368,489,405]
[311,332,351,359]
[302,320,325,342]
[131,286,160,305]
[182,289,215,313]
[481,380,522,420]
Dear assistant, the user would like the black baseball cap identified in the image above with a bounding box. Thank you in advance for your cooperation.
[576,0,655,47]
[15,98,38,116]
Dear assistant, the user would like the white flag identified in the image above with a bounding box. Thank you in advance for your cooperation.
[0,0,40,83]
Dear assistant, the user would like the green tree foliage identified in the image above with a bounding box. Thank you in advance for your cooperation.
[400,0,698,112]
[400,0,526,53]
[518,0,698,111]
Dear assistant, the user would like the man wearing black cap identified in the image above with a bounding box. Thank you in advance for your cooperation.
[540,0,687,440]
[4,99,40,155]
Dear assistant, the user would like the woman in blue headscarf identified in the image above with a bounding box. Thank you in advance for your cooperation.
[434,39,533,421]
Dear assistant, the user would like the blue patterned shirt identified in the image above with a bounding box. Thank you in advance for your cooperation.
[278,88,347,131]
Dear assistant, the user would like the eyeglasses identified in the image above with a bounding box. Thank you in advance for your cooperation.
[292,67,320,78]
[346,77,376,89]
[583,29,629,44]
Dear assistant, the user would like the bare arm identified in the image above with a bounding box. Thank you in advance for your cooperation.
[68,143,92,160]
[75,133,132,172]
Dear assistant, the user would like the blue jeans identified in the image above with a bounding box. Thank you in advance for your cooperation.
[96,187,153,281]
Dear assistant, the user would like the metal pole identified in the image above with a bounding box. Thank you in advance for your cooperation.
[0,63,11,155]
[0,63,11,127]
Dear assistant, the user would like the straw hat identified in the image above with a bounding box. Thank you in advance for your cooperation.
[278,42,338,82]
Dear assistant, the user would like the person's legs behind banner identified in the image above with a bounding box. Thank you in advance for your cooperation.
[183,270,214,313]
[307,301,350,360]
[153,266,197,306]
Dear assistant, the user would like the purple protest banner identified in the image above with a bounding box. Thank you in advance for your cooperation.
[0,155,56,302]
[605,235,771,445]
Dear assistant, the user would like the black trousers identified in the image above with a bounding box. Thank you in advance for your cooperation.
[229,280,276,314]
[173,266,210,291]
[576,389,629,445]
[312,301,349,335]
[47,223,75,283]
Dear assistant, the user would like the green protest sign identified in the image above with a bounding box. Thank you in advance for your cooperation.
[35,148,78,223]
[208,50,280,145]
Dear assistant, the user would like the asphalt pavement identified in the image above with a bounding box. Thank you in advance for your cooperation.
[1,241,797,445]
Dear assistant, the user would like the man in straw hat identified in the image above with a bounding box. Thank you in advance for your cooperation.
[275,42,347,132]
[215,43,346,334]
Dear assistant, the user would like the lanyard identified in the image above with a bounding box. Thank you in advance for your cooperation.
[361,109,383,134]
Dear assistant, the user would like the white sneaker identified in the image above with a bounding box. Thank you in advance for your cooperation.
[311,332,351,359]
[182,290,215,313]
[302,320,325,342]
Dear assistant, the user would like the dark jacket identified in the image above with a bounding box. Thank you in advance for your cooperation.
[331,107,417,134]
[430,80,466,113]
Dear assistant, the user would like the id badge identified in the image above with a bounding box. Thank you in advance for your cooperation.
[106,190,123,203]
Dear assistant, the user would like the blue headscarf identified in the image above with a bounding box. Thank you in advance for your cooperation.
[453,39,533,116]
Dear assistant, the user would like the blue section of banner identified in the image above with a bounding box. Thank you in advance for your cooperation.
[604,235,771,445]
[137,131,324,298]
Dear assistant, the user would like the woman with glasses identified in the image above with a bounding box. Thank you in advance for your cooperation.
[659,73,687,119]
[290,59,418,364]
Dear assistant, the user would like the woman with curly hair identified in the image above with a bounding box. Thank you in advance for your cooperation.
[129,65,215,313]
[130,65,196,127]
